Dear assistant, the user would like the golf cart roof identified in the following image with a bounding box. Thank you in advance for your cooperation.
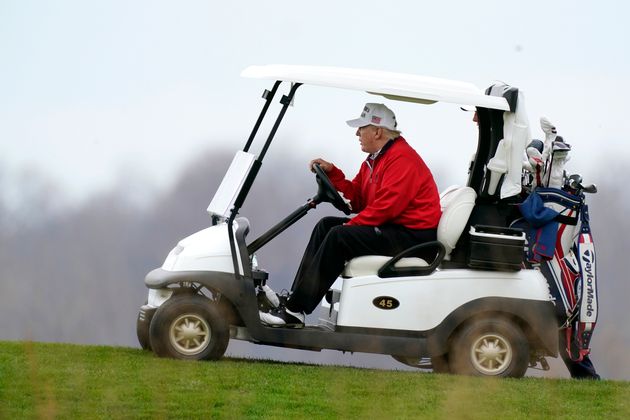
[242,64,510,111]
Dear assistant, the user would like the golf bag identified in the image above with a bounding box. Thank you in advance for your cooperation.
[519,187,598,362]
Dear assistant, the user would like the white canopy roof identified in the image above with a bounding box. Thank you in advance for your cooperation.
[242,64,510,111]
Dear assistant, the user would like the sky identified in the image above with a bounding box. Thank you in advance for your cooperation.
[1,0,629,203]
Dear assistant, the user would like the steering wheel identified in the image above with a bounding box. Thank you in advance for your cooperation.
[312,163,352,215]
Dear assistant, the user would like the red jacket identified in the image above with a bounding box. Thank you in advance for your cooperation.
[328,137,441,229]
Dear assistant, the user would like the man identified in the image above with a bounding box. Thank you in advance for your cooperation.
[260,103,441,327]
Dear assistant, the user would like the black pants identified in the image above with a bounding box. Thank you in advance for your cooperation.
[286,216,437,314]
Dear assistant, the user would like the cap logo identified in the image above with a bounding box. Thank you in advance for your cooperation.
[371,116,381,124]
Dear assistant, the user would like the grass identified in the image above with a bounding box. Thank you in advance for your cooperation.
[0,341,628,419]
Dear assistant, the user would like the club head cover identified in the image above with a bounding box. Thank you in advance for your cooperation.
[527,139,544,153]
[540,117,557,135]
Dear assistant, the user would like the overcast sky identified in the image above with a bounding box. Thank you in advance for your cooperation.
[1,0,629,202]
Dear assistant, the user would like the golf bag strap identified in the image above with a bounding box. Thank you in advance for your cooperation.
[580,202,591,232]
[553,214,578,226]
[554,214,578,225]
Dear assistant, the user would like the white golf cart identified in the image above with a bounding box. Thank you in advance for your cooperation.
[136,65,559,378]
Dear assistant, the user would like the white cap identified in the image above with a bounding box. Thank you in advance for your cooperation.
[346,103,400,132]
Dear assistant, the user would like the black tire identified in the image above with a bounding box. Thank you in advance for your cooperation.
[449,317,529,378]
[149,294,229,360]
[137,299,153,351]
[137,308,152,351]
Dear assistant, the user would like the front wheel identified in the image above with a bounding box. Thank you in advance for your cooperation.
[137,308,152,350]
[149,294,229,360]
[137,299,154,351]
[449,318,529,378]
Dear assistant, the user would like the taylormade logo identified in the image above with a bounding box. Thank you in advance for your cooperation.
[582,250,595,317]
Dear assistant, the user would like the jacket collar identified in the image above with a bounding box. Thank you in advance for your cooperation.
[367,136,399,161]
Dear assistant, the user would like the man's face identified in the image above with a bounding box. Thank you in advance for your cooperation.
[356,125,381,153]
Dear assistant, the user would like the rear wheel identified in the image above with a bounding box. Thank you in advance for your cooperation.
[449,317,529,378]
[430,354,450,374]
[149,294,229,360]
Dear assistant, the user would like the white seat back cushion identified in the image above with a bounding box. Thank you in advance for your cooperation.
[438,186,477,259]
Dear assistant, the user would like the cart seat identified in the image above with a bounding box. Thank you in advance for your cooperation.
[343,255,428,278]
[342,186,476,278]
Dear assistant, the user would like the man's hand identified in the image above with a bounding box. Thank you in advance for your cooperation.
[309,158,333,173]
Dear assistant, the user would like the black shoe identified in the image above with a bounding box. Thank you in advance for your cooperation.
[259,307,305,328]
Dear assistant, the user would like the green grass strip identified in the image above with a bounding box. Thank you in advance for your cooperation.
[0,341,628,419]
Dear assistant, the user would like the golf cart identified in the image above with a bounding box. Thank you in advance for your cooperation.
[136,65,561,378]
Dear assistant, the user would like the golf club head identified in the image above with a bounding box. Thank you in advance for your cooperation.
[582,183,598,194]
[566,174,583,190]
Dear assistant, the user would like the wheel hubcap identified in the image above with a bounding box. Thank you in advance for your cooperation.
[470,333,512,375]
[169,314,211,355]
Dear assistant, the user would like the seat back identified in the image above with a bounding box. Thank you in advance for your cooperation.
[437,185,477,259]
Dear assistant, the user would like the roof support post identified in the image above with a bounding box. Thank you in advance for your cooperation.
[258,82,302,161]
[243,81,281,152]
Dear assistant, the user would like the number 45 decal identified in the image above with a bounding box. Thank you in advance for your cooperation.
[372,296,400,310]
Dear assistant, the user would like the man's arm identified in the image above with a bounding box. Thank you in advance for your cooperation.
[326,164,365,213]
[309,158,366,213]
